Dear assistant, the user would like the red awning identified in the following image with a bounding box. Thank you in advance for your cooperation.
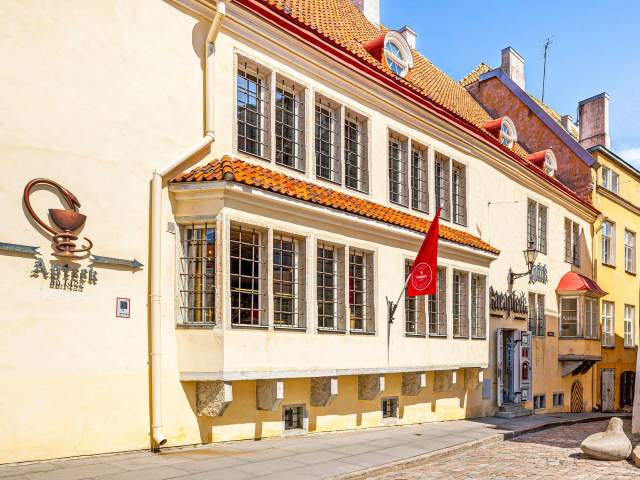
[556,272,607,297]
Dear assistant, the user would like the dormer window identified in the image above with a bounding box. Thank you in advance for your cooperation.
[483,116,518,150]
[364,31,414,79]
[384,39,408,76]
[527,150,557,177]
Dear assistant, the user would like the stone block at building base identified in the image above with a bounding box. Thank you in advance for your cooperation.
[358,374,384,400]
[401,372,426,396]
[580,417,631,460]
[311,377,338,406]
[632,445,640,467]
[256,379,284,411]
[196,381,233,417]
[434,370,453,392]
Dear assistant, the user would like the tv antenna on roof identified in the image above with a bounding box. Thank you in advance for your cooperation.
[541,37,553,103]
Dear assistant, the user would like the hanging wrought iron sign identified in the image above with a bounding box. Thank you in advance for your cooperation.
[490,287,528,315]
[529,263,548,285]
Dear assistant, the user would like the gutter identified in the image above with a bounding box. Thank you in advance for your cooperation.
[149,0,226,450]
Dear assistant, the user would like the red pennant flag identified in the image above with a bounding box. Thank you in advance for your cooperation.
[407,209,441,297]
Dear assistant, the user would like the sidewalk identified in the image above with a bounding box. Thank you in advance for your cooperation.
[0,413,627,480]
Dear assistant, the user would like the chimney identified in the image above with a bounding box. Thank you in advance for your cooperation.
[352,0,380,25]
[399,25,416,49]
[561,115,573,131]
[578,92,610,149]
[500,47,525,91]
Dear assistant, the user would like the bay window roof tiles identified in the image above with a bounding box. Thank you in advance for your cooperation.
[173,156,500,255]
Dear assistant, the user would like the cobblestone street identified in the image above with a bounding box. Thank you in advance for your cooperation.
[366,419,638,480]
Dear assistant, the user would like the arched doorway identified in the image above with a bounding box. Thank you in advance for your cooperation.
[571,380,584,413]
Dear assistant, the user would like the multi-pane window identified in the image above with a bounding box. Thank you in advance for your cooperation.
[428,267,447,336]
[344,110,369,192]
[273,234,305,328]
[601,301,615,347]
[388,132,409,206]
[404,261,426,335]
[452,162,467,226]
[411,144,428,212]
[237,62,269,158]
[180,225,216,324]
[552,393,564,407]
[230,226,265,326]
[349,249,374,332]
[584,298,599,339]
[315,97,340,182]
[624,305,635,348]
[470,274,486,338]
[434,152,450,221]
[602,166,619,194]
[275,78,305,171]
[382,397,399,419]
[624,230,636,273]
[452,270,469,338]
[559,297,578,337]
[533,394,546,410]
[527,200,547,253]
[602,221,615,266]
[283,405,304,431]
[564,219,581,266]
[528,293,545,336]
[317,243,342,330]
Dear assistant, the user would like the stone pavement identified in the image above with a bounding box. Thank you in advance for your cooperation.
[364,418,639,480]
[0,413,628,480]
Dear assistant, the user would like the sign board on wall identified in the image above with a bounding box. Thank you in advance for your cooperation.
[116,298,130,318]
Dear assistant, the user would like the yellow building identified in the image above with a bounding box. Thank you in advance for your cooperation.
[578,94,640,412]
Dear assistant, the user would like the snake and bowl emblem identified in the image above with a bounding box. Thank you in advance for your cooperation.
[23,178,93,258]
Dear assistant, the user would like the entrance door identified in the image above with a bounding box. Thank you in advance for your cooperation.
[601,369,615,412]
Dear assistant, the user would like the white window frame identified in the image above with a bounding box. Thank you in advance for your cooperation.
[624,304,635,348]
[602,221,615,266]
[527,199,547,254]
[624,229,636,274]
[602,166,619,194]
[388,131,409,207]
[601,301,615,347]
[499,117,518,149]
[584,297,599,340]
[559,296,579,338]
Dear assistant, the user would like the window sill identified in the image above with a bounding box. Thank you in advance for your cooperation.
[350,330,376,335]
[602,262,616,269]
[345,185,370,196]
[176,323,216,330]
[625,270,637,276]
[275,160,306,174]
[317,328,347,334]
[601,345,615,349]
[558,336,601,341]
[428,334,448,339]
[231,323,269,330]
[471,336,487,340]
[405,333,426,338]
[315,175,342,187]
[453,335,470,339]
[274,325,307,332]
[624,345,637,350]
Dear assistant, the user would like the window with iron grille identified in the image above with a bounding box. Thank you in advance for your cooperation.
[344,110,369,192]
[349,249,374,332]
[601,301,615,347]
[434,152,450,220]
[527,200,547,253]
[275,77,305,171]
[624,304,635,347]
[602,221,615,266]
[452,270,469,338]
[411,144,428,212]
[317,243,343,330]
[388,132,408,206]
[624,229,636,274]
[180,225,216,324]
[315,96,340,183]
[382,397,399,418]
[405,261,426,335]
[283,405,305,430]
[585,297,599,339]
[470,274,486,338]
[273,234,305,328]
[230,226,265,326]
[452,162,467,226]
[236,61,269,158]
[428,267,447,336]
[527,292,545,336]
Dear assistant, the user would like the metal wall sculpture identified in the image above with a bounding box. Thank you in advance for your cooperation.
[23,178,93,258]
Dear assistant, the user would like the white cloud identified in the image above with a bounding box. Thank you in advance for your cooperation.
[618,147,640,170]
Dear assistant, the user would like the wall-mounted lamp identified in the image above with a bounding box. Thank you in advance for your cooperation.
[508,247,538,289]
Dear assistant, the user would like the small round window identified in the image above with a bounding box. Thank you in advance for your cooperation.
[544,151,557,177]
[384,39,408,77]
[499,118,517,149]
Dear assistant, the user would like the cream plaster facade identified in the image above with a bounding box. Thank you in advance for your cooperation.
[0,0,598,464]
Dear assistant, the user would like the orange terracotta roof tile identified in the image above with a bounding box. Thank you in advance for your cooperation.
[173,156,500,255]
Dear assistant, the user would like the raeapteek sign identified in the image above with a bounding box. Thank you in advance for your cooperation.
[31,258,97,292]
[490,287,528,315]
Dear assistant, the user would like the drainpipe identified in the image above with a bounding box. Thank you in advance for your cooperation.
[149,0,226,449]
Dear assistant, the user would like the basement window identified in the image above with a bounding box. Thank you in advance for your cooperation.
[283,405,305,431]
[552,392,564,407]
[382,397,399,419]
[533,394,546,410]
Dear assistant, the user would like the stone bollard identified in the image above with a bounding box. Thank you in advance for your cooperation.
[580,417,632,461]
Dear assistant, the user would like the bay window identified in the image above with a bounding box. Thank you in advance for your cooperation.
[317,242,344,331]
[452,270,469,338]
[470,274,486,338]
[559,297,578,337]
[428,267,447,336]
[180,224,216,324]
[405,261,426,335]
[273,233,305,328]
[584,298,599,339]
[230,226,266,326]
[349,249,374,333]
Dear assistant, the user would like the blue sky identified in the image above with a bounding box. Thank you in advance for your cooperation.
[380,0,640,168]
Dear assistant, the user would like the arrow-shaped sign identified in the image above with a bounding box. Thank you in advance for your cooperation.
[0,242,39,255]
[90,254,144,269]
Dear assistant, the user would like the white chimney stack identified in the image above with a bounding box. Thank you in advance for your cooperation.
[352,0,380,25]
[500,47,525,91]
[399,25,417,49]
[578,92,610,149]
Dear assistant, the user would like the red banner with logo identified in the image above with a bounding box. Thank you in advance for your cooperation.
[407,209,440,297]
